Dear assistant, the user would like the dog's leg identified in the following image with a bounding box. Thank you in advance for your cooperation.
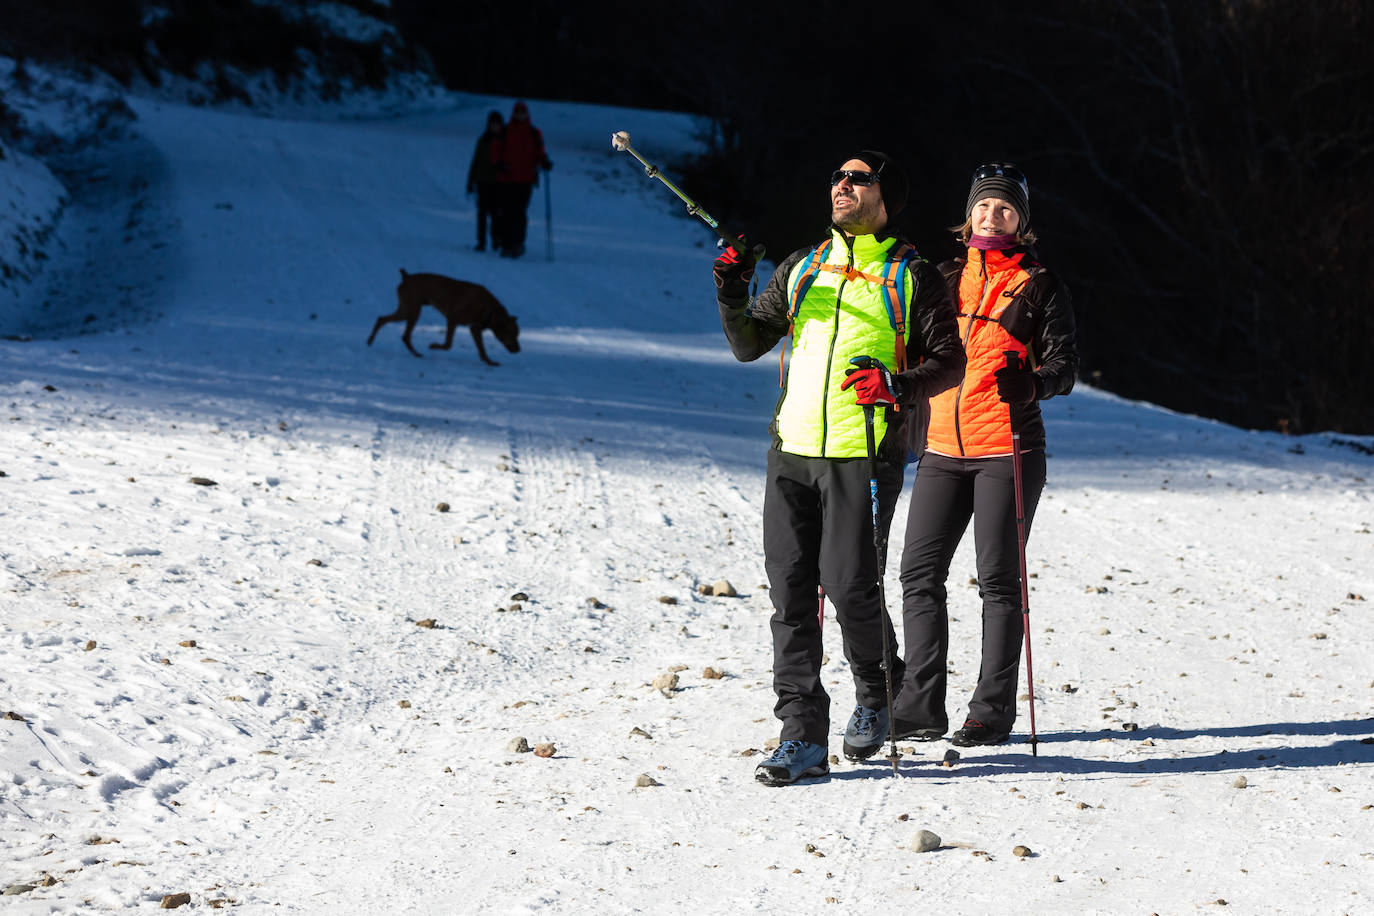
[471,326,499,366]
[401,317,424,358]
[367,313,400,346]
[429,317,459,351]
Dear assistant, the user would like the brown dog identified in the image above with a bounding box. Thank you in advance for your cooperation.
[367,269,520,365]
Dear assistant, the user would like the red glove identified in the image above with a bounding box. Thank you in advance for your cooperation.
[841,356,903,406]
[712,238,758,297]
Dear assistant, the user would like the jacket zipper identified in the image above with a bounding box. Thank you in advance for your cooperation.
[820,242,853,457]
[951,251,994,456]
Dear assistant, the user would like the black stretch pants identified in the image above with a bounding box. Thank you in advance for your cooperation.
[892,449,1046,734]
[475,183,498,247]
[763,449,904,745]
[496,182,534,250]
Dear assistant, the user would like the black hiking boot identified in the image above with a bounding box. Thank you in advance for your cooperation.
[891,715,947,742]
[950,719,1010,747]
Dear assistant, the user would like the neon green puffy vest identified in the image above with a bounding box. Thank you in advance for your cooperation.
[774,230,906,459]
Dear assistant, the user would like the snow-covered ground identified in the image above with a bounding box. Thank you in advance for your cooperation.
[1,87,1372,914]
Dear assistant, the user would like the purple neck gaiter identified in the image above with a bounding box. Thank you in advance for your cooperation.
[968,233,1018,251]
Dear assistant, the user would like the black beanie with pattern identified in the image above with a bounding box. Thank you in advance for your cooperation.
[965,164,1030,233]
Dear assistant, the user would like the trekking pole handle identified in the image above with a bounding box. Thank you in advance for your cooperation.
[611,129,754,257]
[1003,350,1022,372]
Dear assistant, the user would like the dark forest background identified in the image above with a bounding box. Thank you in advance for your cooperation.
[3,0,1371,434]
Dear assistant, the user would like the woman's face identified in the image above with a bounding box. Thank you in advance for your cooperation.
[970,197,1021,237]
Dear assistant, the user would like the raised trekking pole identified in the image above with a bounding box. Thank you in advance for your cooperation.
[1004,351,1040,757]
[610,130,762,260]
[543,171,553,262]
[861,399,902,775]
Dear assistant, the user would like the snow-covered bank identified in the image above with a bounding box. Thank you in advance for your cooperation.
[1,88,1371,914]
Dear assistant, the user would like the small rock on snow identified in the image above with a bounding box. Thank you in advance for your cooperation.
[189,477,217,487]
[1232,776,1247,788]
[634,773,660,787]
[711,579,737,597]
[628,726,652,739]
[1013,845,1032,858]
[910,830,941,853]
[532,743,556,758]
[702,666,724,679]
[159,893,192,909]
[507,737,531,753]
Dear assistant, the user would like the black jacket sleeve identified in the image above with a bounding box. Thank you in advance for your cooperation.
[895,259,965,404]
[1025,272,1078,400]
[717,248,809,362]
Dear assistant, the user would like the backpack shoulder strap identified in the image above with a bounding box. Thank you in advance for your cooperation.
[878,242,924,374]
[786,238,833,320]
[779,239,833,385]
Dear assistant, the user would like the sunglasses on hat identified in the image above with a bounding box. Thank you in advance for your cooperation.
[972,163,1029,196]
[830,169,881,187]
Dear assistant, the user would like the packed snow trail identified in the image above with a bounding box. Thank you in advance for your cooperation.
[1,94,1371,914]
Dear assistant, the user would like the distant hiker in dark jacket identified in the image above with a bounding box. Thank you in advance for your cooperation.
[890,162,1078,749]
[713,150,965,786]
[490,100,551,258]
[467,110,503,252]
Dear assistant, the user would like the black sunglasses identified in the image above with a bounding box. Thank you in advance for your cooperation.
[972,163,1029,195]
[830,169,881,187]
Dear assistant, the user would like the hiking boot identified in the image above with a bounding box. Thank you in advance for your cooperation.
[842,705,889,761]
[950,719,1010,747]
[755,740,829,786]
[891,715,947,742]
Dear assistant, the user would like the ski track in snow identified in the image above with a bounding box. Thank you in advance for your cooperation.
[0,91,1372,914]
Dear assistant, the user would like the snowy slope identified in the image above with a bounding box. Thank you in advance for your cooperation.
[1,89,1372,915]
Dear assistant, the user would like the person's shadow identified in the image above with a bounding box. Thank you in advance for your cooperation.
[843,717,1374,779]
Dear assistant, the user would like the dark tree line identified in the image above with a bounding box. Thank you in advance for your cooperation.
[3,0,1370,433]
[394,0,1373,435]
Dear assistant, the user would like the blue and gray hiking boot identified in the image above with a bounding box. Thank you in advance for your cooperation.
[755,740,830,786]
[842,705,889,761]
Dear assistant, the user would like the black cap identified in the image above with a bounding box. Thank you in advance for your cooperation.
[966,164,1030,234]
[850,150,908,222]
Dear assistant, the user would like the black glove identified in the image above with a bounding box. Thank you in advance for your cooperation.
[841,356,903,406]
[712,237,760,298]
[994,353,1038,405]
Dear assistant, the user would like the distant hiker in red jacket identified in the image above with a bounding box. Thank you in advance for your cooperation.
[467,110,504,252]
[490,100,552,259]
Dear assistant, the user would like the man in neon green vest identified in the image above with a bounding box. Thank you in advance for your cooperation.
[714,151,965,785]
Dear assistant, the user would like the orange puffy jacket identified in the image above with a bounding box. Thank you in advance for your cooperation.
[924,246,1078,458]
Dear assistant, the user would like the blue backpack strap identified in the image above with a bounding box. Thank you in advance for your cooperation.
[787,239,833,320]
[779,239,834,385]
[877,243,917,374]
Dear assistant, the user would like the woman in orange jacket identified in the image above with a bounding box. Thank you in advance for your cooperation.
[890,163,1079,747]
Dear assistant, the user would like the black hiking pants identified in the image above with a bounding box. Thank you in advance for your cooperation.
[763,448,904,745]
[892,449,1046,734]
[496,182,534,251]
[475,182,498,247]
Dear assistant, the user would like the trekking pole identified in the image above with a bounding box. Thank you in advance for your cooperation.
[817,586,825,635]
[610,130,762,260]
[1003,351,1040,756]
[543,171,553,262]
[861,401,902,776]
